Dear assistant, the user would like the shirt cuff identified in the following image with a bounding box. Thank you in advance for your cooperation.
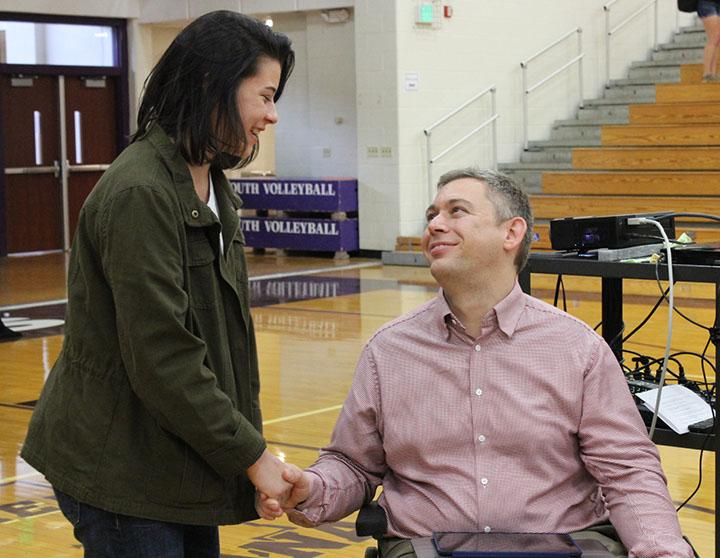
[287,471,325,526]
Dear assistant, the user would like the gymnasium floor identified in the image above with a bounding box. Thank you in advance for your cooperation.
[0,251,715,557]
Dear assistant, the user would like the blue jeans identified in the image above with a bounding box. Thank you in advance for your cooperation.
[54,488,220,558]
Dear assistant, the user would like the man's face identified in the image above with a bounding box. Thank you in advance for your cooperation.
[421,178,509,282]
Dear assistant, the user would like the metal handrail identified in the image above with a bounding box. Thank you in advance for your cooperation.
[430,115,499,165]
[425,84,495,135]
[521,28,584,150]
[604,0,658,85]
[423,85,498,204]
[522,27,581,67]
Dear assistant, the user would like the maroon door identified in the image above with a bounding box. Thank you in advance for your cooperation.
[0,74,118,253]
[64,76,118,240]
[0,75,62,252]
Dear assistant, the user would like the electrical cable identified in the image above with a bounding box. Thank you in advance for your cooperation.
[552,275,567,311]
[622,286,668,344]
[666,211,720,223]
[653,257,710,332]
[622,350,683,382]
[675,433,712,512]
[629,217,674,440]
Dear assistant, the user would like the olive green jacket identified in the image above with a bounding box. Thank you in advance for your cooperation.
[21,125,265,525]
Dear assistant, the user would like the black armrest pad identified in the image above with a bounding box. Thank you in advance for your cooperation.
[355,501,388,538]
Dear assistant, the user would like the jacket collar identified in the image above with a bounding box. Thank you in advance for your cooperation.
[144,125,241,233]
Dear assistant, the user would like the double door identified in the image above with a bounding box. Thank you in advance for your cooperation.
[1,73,119,253]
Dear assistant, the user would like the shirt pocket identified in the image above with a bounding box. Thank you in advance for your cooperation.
[186,238,220,309]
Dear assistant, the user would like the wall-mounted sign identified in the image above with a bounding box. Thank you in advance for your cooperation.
[240,217,358,252]
[232,178,358,212]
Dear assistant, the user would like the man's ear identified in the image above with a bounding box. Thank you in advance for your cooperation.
[503,217,527,253]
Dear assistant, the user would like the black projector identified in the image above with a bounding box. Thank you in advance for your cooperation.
[550,212,676,252]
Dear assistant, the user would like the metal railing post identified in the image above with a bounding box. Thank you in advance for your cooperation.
[491,87,498,170]
[577,28,584,108]
[604,0,661,86]
[653,0,659,51]
[521,63,529,151]
[605,4,612,85]
[426,130,433,204]
[520,28,584,149]
[423,85,499,204]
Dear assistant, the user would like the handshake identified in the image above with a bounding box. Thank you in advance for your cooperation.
[246,449,312,520]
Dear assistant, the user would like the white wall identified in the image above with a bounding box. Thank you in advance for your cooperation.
[272,11,357,178]
[0,0,698,252]
[354,0,401,251]
[353,0,695,250]
[0,0,140,18]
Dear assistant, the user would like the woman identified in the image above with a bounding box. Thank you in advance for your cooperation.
[699,0,720,81]
[21,10,294,557]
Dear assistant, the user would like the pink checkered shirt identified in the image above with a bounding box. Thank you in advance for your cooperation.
[292,282,692,557]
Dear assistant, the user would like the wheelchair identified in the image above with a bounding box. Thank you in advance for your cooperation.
[354,500,700,558]
[355,500,387,558]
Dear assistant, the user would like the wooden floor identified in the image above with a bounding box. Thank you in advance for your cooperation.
[0,251,715,557]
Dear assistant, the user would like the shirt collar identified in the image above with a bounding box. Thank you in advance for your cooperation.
[436,280,525,339]
[493,280,525,337]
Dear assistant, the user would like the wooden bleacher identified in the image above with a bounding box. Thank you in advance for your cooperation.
[395,63,720,255]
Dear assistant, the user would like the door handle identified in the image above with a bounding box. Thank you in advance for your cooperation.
[66,163,111,173]
[5,161,60,177]
[73,110,82,164]
[33,110,42,165]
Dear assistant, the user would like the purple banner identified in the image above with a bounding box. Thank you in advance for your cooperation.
[231,178,358,212]
[240,216,358,252]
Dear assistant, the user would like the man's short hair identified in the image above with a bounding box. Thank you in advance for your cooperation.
[436,168,534,271]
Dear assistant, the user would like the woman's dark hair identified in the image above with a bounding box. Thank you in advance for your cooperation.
[134,10,294,168]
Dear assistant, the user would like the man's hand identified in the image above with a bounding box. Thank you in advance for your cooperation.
[254,463,314,521]
[280,463,312,510]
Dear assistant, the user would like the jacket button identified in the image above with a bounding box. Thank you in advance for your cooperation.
[191,209,199,218]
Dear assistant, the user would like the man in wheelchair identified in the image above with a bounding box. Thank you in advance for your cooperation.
[258,169,694,558]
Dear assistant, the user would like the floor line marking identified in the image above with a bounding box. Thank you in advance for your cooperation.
[263,404,342,425]
[250,261,381,282]
[0,510,62,525]
[0,262,383,312]
[0,299,67,311]
[0,472,42,485]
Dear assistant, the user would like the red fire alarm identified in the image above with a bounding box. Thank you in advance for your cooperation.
[443,5,453,18]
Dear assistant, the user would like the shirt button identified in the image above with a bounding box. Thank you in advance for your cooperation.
[481,478,488,485]
[478,435,486,443]
[484,526,491,533]
[475,388,482,396]
[474,344,481,352]
[191,209,200,218]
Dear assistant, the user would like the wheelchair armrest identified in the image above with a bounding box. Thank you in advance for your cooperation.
[355,500,388,538]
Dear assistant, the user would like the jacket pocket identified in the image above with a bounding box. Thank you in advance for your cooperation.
[186,238,220,309]
[41,354,120,481]
[145,427,226,506]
